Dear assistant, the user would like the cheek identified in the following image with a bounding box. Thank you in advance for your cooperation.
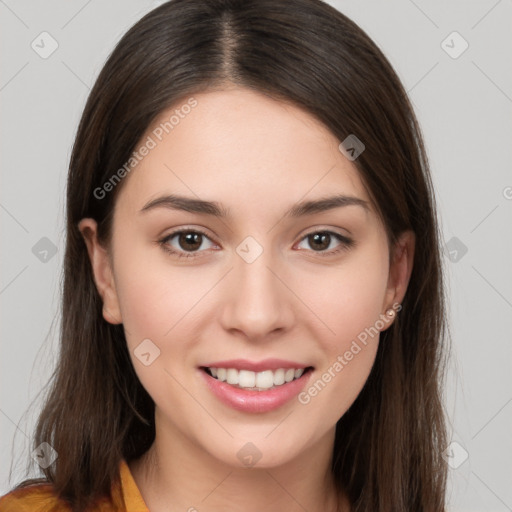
[295,250,389,350]
[115,271,172,344]
[112,238,211,346]
[112,248,205,408]
[292,250,388,413]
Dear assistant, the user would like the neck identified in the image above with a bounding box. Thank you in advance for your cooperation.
[129,411,348,512]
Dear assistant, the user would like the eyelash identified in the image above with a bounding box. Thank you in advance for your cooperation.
[158,228,355,260]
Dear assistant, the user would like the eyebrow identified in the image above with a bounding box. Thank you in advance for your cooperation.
[139,193,370,218]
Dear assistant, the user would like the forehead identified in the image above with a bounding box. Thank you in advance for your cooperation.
[116,87,371,215]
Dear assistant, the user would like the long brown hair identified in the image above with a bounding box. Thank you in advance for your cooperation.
[6,0,450,510]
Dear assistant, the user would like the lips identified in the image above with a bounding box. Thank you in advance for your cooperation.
[198,359,314,413]
[202,358,310,372]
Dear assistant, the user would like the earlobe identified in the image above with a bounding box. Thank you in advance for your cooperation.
[78,218,123,325]
[382,230,415,326]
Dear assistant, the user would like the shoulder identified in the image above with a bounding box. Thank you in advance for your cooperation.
[0,459,144,512]
[0,484,121,512]
[0,483,71,512]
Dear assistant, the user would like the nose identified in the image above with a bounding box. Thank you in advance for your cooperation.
[219,248,295,342]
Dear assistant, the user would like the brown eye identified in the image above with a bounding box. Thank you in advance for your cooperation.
[308,232,331,251]
[160,229,217,258]
[296,230,354,256]
[177,232,203,251]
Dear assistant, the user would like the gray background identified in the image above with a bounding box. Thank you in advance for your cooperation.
[1,0,511,510]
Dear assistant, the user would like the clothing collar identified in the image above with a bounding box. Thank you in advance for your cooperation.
[118,459,149,512]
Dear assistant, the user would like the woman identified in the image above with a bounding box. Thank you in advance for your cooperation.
[0,0,449,510]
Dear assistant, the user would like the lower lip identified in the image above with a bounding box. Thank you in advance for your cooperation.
[200,368,313,413]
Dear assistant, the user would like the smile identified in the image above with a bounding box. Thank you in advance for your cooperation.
[199,360,314,413]
[203,367,310,391]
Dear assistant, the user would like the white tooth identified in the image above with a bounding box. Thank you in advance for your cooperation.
[226,368,239,385]
[256,370,274,389]
[217,368,227,382]
[210,367,218,378]
[284,369,295,383]
[273,368,285,385]
[238,370,256,388]
[294,368,304,379]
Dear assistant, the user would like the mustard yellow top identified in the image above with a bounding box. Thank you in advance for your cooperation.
[0,459,149,512]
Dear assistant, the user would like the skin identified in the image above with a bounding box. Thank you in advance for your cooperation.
[79,86,414,512]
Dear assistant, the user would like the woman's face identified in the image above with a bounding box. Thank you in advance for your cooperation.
[81,86,412,469]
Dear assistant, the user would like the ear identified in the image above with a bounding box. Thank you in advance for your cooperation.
[78,218,123,325]
[381,230,415,327]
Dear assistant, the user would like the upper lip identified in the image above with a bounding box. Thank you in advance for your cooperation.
[201,358,312,372]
